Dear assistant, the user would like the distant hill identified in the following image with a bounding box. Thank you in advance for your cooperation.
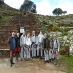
[0,1,73,30]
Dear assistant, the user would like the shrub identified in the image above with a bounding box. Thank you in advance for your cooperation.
[52,25,59,31]
[47,24,53,32]
[64,27,70,32]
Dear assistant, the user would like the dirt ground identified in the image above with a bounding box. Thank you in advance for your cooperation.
[0,58,65,73]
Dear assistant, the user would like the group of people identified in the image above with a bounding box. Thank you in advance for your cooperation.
[8,31,60,67]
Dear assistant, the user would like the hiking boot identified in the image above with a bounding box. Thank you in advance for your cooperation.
[10,63,12,67]
[11,62,15,64]
[55,64,59,67]
[20,58,22,61]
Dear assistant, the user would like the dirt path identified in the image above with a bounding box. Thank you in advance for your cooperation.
[0,58,65,73]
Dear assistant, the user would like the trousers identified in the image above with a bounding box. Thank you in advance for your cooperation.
[26,45,31,59]
[44,49,49,61]
[32,44,36,57]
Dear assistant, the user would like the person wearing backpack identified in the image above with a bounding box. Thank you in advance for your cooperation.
[53,34,60,66]
[38,31,44,59]
[31,31,37,58]
[20,31,26,61]
[8,32,16,67]
[49,34,54,63]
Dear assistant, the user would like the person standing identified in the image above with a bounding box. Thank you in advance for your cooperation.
[38,31,44,59]
[26,33,32,60]
[53,34,60,66]
[15,33,20,61]
[36,36,39,58]
[49,34,54,62]
[42,33,50,63]
[20,31,26,61]
[8,32,16,67]
[31,31,37,58]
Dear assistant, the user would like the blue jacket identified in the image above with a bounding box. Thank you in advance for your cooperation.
[8,37,16,50]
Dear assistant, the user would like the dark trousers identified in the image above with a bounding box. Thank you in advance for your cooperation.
[10,50,14,65]
[15,47,20,61]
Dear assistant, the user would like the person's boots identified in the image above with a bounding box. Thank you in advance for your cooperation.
[55,58,59,66]
[16,53,18,62]
[51,58,54,63]
[11,60,15,64]
[10,60,12,67]
[16,56,18,62]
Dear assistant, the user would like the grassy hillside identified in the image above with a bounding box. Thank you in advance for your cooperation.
[34,13,73,33]
[35,14,73,26]
[0,2,20,27]
[0,1,73,30]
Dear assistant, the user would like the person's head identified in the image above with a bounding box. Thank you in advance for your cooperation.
[27,33,30,38]
[32,31,35,35]
[44,33,47,38]
[53,34,56,39]
[23,31,25,36]
[17,33,20,37]
[50,34,53,39]
[39,30,42,34]
[12,32,15,37]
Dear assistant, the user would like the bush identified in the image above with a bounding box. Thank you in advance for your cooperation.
[47,24,53,32]
[64,27,70,32]
[62,31,68,36]
[52,25,59,31]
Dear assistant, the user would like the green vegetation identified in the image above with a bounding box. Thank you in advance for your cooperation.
[0,2,19,26]
[34,13,73,33]
[52,8,63,16]
[0,16,11,25]
[60,55,73,73]
[52,8,67,16]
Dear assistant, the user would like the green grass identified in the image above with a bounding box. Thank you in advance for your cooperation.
[60,55,73,73]
[0,16,11,26]
[0,2,20,27]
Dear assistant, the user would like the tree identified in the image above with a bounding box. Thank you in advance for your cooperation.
[62,11,67,15]
[0,0,4,6]
[0,0,4,3]
[52,8,63,16]
[20,0,37,13]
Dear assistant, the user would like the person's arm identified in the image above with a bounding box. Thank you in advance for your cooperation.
[20,36,22,47]
[8,37,11,46]
[48,39,50,49]
[42,39,44,49]
[57,39,60,52]
[48,39,50,53]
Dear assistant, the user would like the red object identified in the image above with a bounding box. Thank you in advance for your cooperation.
[10,47,20,53]
[10,49,16,54]
[10,47,21,57]
[15,47,21,52]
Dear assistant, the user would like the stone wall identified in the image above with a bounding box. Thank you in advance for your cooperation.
[0,13,40,57]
